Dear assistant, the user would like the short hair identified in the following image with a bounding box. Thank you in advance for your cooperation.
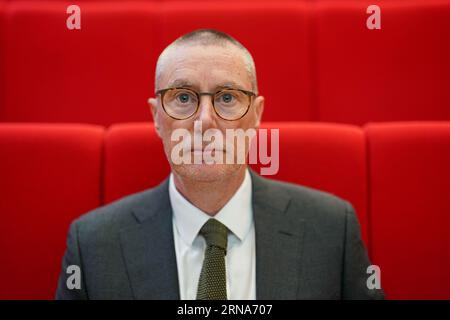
[155,29,258,94]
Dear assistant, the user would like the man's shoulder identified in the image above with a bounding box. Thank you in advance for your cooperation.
[253,174,353,222]
[253,174,357,245]
[263,176,350,206]
[72,180,168,237]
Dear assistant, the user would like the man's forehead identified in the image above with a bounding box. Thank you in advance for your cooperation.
[158,45,251,89]
[164,43,243,61]
[160,45,247,73]
[167,78,248,91]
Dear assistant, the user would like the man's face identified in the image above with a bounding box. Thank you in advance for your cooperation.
[149,44,264,182]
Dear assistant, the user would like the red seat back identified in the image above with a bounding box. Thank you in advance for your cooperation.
[1,1,159,126]
[0,124,104,299]
[367,122,450,299]
[315,0,450,125]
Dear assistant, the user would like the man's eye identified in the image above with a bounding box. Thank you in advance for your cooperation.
[177,93,192,103]
[220,93,235,103]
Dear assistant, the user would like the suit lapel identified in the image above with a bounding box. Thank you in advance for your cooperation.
[119,179,180,299]
[251,172,307,299]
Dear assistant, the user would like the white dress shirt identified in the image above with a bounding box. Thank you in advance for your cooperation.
[169,169,256,300]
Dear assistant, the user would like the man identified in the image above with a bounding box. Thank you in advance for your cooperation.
[56,29,384,300]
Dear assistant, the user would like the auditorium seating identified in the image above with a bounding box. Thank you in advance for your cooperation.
[1,0,449,301]
[1,121,449,299]
[0,0,449,125]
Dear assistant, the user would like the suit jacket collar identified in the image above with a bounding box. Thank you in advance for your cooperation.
[119,170,306,299]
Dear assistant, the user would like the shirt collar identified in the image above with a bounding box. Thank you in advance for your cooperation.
[169,169,253,246]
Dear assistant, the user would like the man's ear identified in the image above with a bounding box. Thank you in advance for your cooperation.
[148,97,162,138]
[253,96,264,129]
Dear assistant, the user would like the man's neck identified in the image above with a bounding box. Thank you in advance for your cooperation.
[172,167,247,216]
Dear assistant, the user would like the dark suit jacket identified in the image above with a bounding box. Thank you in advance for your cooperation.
[56,171,384,299]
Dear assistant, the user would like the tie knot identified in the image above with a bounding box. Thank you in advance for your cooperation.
[199,219,228,251]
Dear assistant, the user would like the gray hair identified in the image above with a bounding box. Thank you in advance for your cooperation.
[155,29,258,94]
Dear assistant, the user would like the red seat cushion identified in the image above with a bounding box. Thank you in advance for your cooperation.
[0,124,104,299]
[367,122,450,299]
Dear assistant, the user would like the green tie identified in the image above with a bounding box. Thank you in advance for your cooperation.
[196,218,228,300]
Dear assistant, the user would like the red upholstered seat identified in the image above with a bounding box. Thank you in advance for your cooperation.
[0,124,104,299]
[367,122,450,299]
[256,122,369,244]
[160,1,312,122]
[104,122,170,204]
[315,0,450,125]
[0,1,159,126]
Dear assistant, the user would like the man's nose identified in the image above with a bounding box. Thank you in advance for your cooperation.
[195,95,217,127]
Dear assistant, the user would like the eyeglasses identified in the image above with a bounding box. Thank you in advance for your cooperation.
[155,87,256,121]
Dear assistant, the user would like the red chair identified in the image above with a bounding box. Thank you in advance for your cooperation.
[0,1,159,126]
[161,1,313,122]
[104,122,170,204]
[315,0,450,125]
[254,122,369,245]
[0,124,104,299]
[367,122,450,299]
